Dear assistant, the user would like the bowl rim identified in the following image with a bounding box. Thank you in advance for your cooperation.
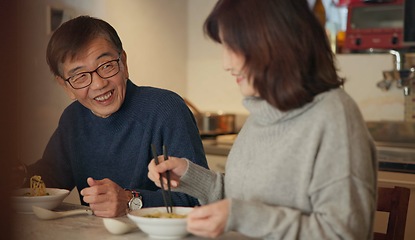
[127,206,192,223]
[12,188,70,200]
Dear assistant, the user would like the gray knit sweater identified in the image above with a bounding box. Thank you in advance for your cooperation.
[177,88,377,239]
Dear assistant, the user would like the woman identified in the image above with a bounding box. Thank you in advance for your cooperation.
[148,0,377,239]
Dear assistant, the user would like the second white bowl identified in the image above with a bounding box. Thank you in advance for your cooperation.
[127,206,193,239]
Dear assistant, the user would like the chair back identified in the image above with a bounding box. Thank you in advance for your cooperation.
[374,186,410,240]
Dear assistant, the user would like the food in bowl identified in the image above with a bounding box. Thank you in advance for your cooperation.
[143,211,187,219]
[128,207,193,239]
[12,188,70,213]
[23,175,48,197]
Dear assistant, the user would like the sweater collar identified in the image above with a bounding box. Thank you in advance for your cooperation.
[242,90,331,125]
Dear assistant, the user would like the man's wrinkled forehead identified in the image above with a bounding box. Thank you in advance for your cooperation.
[58,37,117,74]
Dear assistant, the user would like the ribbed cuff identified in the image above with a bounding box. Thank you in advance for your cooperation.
[174,159,219,205]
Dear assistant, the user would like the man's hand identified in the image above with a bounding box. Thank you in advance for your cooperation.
[11,161,27,189]
[80,177,130,217]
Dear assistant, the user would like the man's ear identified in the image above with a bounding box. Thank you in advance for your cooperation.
[121,50,129,79]
[56,75,76,100]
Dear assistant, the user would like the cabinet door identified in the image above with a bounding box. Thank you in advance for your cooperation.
[206,154,227,173]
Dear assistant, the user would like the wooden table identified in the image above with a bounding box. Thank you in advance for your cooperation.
[13,203,257,240]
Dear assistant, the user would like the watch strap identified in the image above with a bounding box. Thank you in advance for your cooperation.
[130,189,140,198]
[125,189,141,199]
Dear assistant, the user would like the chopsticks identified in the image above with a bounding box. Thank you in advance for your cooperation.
[163,145,173,213]
[151,144,173,213]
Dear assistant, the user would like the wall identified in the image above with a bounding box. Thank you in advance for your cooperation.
[186,0,245,114]
[18,0,74,164]
[338,54,404,121]
[103,0,188,94]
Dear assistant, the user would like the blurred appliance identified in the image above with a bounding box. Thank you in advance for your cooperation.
[184,98,236,137]
[344,0,415,51]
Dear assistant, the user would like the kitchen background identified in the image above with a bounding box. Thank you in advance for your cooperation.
[17,0,404,162]
[11,0,414,239]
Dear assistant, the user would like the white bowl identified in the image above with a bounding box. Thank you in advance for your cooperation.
[12,188,70,213]
[127,207,193,239]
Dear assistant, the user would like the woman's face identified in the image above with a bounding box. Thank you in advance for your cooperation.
[58,38,129,118]
[221,43,258,97]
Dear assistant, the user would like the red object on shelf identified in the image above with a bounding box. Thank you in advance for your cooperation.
[344,0,407,51]
[336,0,399,7]
[336,0,361,6]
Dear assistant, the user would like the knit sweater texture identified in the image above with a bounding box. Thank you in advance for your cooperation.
[177,88,377,239]
[28,80,208,207]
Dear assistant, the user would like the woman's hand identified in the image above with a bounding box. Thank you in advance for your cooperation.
[80,177,130,217]
[186,199,230,238]
[147,156,188,189]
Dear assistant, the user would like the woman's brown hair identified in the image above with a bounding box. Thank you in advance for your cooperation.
[46,15,123,79]
[204,0,344,111]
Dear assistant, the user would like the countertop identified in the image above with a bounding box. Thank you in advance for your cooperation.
[13,203,258,240]
[203,138,415,174]
[203,139,232,156]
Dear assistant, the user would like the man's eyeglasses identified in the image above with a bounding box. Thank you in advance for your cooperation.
[64,57,121,89]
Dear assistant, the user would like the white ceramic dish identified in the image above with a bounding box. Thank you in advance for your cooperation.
[127,207,193,239]
[12,188,70,213]
[103,218,137,235]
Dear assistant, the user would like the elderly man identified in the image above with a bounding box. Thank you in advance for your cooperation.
[22,15,208,217]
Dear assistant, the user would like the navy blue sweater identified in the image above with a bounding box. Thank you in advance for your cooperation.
[28,80,208,207]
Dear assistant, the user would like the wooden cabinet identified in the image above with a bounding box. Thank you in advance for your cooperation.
[376,171,415,240]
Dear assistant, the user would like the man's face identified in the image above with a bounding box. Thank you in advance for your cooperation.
[58,38,129,118]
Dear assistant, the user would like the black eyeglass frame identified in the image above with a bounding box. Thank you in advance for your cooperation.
[64,57,121,89]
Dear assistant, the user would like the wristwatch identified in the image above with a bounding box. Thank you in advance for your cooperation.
[127,189,143,211]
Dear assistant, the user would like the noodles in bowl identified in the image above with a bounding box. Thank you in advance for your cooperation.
[143,211,187,219]
[22,175,48,197]
[128,207,193,239]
